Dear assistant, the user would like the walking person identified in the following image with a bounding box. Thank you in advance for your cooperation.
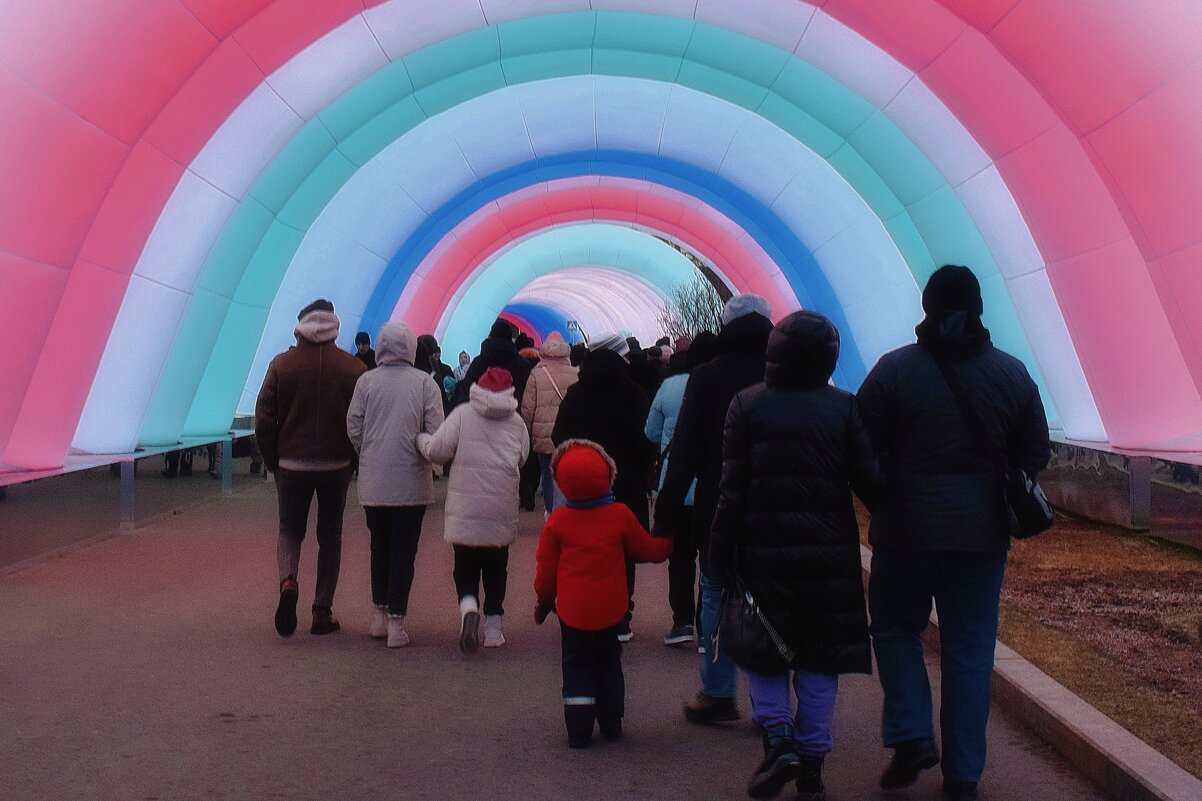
[654,294,774,722]
[346,322,444,648]
[710,312,881,800]
[255,299,366,637]
[534,440,674,748]
[353,331,377,369]
[521,332,579,516]
[551,333,655,642]
[645,331,718,647]
[418,368,530,653]
[857,265,1051,800]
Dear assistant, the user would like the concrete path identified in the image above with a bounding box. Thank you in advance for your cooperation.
[0,480,1105,801]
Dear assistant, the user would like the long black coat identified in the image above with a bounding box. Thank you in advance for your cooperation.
[653,312,774,559]
[551,349,654,526]
[855,317,1051,553]
[456,336,533,406]
[709,312,880,676]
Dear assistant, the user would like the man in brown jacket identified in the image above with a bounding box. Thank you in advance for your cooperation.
[256,299,367,637]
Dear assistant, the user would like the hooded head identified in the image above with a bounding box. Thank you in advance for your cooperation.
[470,367,518,420]
[588,332,630,359]
[569,343,587,366]
[722,293,771,326]
[552,440,618,504]
[376,322,417,366]
[922,264,983,316]
[458,350,471,368]
[686,330,719,371]
[916,264,991,358]
[539,331,572,360]
[489,319,514,341]
[417,334,440,362]
[765,311,839,390]
[295,299,339,344]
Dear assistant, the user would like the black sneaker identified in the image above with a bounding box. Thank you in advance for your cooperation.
[942,779,979,800]
[748,739,802,799]
[567,734,591,749]
[796,756,826,801]
[663,624,696,646]
[274,578,299,637]
[616,619,633,642]
[598,717,623,740]
[460,609,481,654]
[683,691,740,723]
[880,737,940,789]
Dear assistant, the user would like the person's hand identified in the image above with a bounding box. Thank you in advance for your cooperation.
[534,601,554,625]
[650,522,673,539]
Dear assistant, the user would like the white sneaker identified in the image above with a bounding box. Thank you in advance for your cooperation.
[483,615,506,648]
[387,615,409,648]
[459,596,481,654]
[369,605,388,639]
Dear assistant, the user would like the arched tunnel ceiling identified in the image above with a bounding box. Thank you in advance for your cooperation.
[3,1,1202,467]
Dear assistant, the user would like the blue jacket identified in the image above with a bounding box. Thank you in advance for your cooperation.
[645,374,696,506]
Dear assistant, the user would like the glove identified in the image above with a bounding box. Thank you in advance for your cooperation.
[534,601,554,625]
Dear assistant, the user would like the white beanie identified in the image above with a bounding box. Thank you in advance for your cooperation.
[722,293,772,325]
[588,332,630,357]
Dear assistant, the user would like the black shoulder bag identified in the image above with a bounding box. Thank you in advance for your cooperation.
[931,354,1053,539]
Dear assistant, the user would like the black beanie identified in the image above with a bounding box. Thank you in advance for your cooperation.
[922,265,983,316]
[489,319,513,339]
[355,331,370,346]
[298,298,335,320]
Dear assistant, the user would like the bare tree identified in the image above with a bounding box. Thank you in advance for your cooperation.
[656,272,727,340]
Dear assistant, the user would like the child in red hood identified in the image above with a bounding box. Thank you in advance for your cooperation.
[534,439,674,748]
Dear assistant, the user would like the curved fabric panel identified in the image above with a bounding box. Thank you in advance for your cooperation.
[433,225,692,361]
[7,2,1198,464]
[70,15,1097,455]
[508,268,670,347]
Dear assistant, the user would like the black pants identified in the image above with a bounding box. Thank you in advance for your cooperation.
[667,506,697,626]
[561,621,624,738]
[275,466,352,610]
[452,545,509,616]
[365,505,427,615]
[620,495,648,621]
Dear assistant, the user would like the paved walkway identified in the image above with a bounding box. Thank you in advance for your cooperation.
[0,480,1105,801]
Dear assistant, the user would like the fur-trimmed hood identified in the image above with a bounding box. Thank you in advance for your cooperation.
[539,331,572,360]
[551,439,618,502]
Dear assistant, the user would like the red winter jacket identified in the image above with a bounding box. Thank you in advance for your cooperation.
[534,440,673,631]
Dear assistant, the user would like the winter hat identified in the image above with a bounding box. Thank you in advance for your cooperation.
[588,332,630,358]
[722,293,771,325]
[297,298,335,320]
[539,331,571,360]
[519,347,540,361]
[686,330,719,371]
[489,319,514,340]
[478,367,513,393]
[552,440,617,502]
[765,311,839,389]
[354,331,371,346]
[922,264,983,316]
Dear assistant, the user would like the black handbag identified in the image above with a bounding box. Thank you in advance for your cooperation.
[931,354,1054,539]
[715,579,796,673]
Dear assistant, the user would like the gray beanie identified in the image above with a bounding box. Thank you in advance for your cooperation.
[588,332,630,357]
[722,293,772,325]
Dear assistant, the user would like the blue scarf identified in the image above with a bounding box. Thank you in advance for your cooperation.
[565,493,615,510]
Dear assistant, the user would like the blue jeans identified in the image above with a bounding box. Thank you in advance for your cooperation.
[746,669,839,757]
[698,570,737,698]
[537,453,561,514]
[869,549,1007,783]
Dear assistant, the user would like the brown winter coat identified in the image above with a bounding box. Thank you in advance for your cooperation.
[521,335,579,454]
[255,333,367,472]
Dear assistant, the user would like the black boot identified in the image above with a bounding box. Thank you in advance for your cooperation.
[880,737,940,789]
[796,756,826,801]
[942,779,979,800]
[747,726,802,799]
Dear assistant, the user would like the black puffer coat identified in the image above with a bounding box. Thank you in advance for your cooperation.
[456,336,533,406]
[654,312,774,559]
[551,348,654,526]
[855,312,1050,553]
[709,312,881,676]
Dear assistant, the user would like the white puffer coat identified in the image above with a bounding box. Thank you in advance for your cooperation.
[418,383,531,547]
[521,334,579,454]
[347,322,444,506]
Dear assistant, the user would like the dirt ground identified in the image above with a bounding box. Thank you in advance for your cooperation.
[999,514,1202,778]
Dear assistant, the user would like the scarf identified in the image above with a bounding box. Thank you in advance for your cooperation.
[564,493,616,510]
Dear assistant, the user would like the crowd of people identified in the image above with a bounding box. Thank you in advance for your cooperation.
[253,265,1051,801]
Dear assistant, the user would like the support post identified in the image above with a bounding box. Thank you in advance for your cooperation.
[119,460,135,529]
[1128,456,1152,530]
[221,437,233,496]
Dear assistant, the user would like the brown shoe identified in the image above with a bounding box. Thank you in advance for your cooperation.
[683,691,740,723]
[311,606,341,635]
[274,577,299,637]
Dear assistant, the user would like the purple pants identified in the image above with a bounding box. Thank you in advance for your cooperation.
[746,668,839,758]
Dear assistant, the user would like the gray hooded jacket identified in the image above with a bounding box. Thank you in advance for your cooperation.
[347,322,445,506]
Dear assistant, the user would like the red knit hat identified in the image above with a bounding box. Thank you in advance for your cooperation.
[478,367,513,393]
[553,441,615,501]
